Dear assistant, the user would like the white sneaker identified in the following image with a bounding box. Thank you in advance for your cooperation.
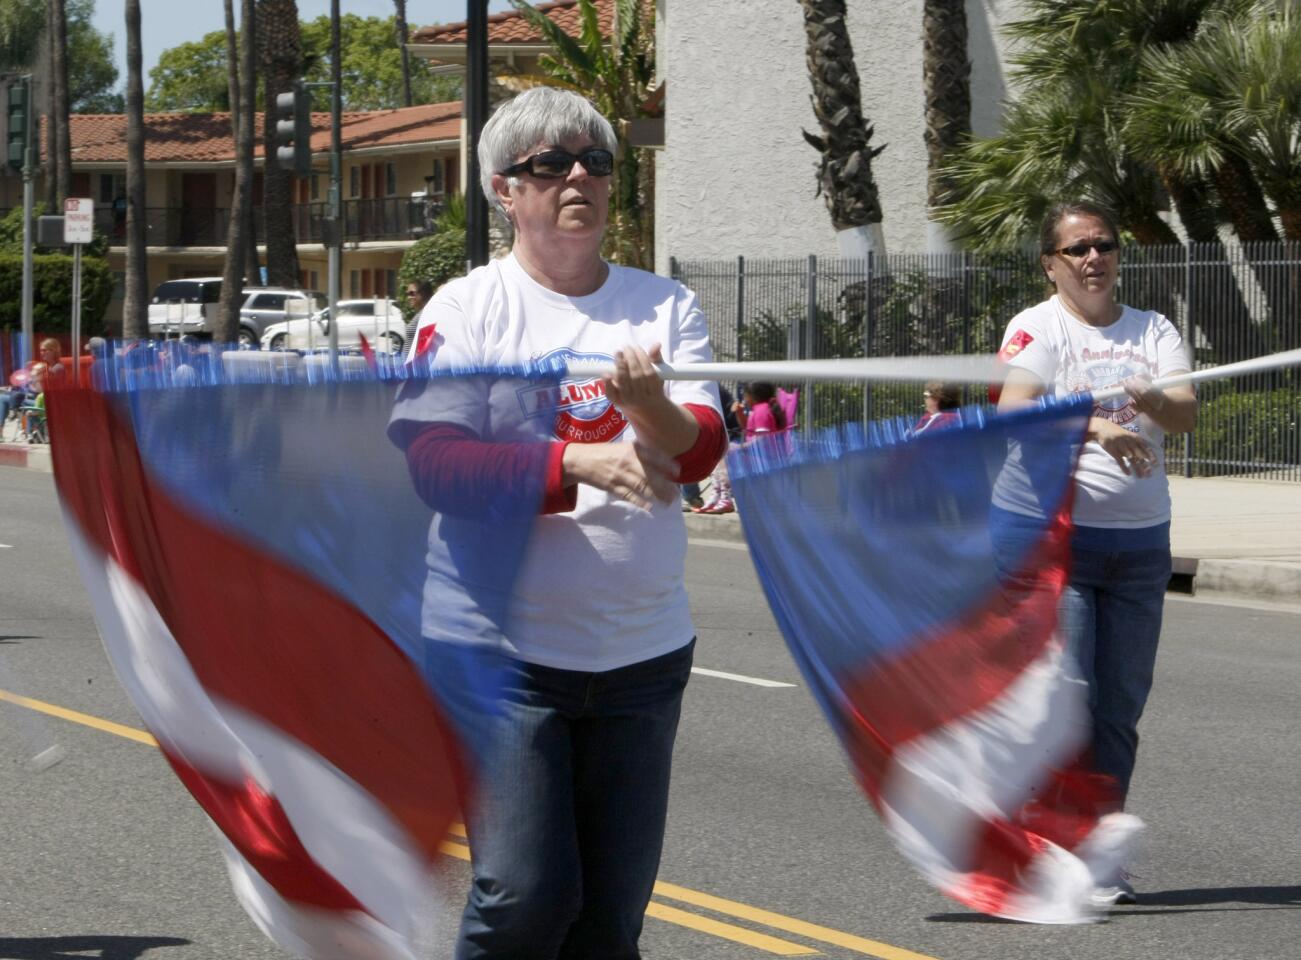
[1091,873,1137,907]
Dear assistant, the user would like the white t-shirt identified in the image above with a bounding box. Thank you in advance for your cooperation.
[391,253,721,671]
[994,296,1191,529]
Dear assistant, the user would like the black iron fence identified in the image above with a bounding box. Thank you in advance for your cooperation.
[671,244,1301,481]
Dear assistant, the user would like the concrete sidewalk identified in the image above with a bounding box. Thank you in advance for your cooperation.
[684,474,1301,605]
[4,438,1298,603]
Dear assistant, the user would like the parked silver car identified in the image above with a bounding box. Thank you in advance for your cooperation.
[238,288,325,346]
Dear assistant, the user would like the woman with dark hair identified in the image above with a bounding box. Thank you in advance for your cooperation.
[995,200,1197,907]
[913,380,961,434]
[736,381,787,439]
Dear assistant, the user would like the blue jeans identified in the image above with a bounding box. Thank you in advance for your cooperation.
[1057,546,1171,806]
[456,640,695,960]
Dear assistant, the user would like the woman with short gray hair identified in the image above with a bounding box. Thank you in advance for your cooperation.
[391,86,726,958]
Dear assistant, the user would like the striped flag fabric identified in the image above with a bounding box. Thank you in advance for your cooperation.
[729,397,1143,924]
[47,346,551,958]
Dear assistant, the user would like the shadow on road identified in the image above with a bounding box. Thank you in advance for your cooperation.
[1138,884,1301,907]
[0,935,190,959]
[925,885,1301,923]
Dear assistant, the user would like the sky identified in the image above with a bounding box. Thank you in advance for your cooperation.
[90,0,514,92]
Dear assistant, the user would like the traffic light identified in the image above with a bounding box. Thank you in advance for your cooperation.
[7,79,29,173]
[274,81,312,177]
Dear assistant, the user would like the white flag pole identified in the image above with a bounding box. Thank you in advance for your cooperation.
[566,347,1301,391]
[1091,347,1301,403]
[566,354,1005,384]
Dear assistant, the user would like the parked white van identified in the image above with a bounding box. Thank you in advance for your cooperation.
[147,277,224,338]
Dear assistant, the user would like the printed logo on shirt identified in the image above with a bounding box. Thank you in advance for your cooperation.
[1068,360,1144,428]
[518,348,629,444]
[998,329,1034,360]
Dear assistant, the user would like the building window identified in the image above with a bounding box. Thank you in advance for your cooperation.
[310,174,320,201]
[98,173,126,204]
[385,270,396,299]
[426,158,444,196]
[349,166,360,198]
[309,270,319,290]
[385,163,397,197]
[349,270,360,298]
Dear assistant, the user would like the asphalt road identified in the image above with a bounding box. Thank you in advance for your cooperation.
[2,468,1298,960]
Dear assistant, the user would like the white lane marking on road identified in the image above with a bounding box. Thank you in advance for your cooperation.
[0,543,11,548]
[687,537,748,551]
[691,667,796,688]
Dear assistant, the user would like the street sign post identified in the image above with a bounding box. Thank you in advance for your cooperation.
[64,198,93,385]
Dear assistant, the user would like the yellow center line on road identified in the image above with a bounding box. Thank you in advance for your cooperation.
[3,691,943,960]
[653,881,941,960]
[0,689,158,746]
[440,839,817,956]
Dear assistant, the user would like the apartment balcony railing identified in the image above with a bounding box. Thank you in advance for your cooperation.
[92,197,443,247]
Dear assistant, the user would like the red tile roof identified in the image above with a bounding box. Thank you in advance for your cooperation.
[64,101,462,165]
[411,0,612,45]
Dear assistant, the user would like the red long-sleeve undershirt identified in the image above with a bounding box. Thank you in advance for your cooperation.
[402,403,726,517]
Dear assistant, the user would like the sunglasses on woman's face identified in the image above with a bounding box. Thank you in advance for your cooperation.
[1054,240,1120,258]
[500,148,615,179]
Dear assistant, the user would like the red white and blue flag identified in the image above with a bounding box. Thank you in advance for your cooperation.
[47,347,551,957]
[729,398,1143,923]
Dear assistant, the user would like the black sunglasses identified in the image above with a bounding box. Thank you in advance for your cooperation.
[500,148,615,179]
[1054,240,1120,258]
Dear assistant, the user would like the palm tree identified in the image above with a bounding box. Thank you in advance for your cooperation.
[507,0,657,269]
[122,0,147,340]
[797,0,886,259]
[937,0,1238,249]
[922,0,970,254]
[49,0,70,203]
[1128,7,1301,241]
[259,0,302,288]
[218,0,256,343]
[393,0,412,107]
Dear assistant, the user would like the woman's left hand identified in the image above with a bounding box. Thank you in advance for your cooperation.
[604,343,670,416]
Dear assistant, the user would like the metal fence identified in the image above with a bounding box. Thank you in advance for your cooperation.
[671,244,1301,481]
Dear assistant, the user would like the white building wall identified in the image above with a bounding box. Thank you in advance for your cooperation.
[656,0,1022,272]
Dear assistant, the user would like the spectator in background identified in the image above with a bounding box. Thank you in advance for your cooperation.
[692,384,743,514]
[39,339,66,382]
[736,381,787,439]
[913,381,961,434]
[403,280,434,355]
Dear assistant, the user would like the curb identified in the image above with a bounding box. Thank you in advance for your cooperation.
[0,442,52,473]
[1192,559,1301,604]
[684,512,1300,605]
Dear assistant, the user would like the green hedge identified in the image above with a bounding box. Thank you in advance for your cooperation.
[1191,386,1300,473]
[397,228,466,320]
[0,253,114,335]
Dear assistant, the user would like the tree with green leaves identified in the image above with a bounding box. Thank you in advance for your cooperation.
[0,0,118,110]
[798,0,887,259]
[299,13,459,110]
[1126,5,1301,240]
[147,14,458,113]
[506,0,657,269]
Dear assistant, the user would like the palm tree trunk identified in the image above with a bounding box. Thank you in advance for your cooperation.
[798,0,886,258]
[394,0,413,107]
[50,0,71,203]
[42,6,57,210]
[1214,154,1279,243]
[260,0,302,288]
[922,0,970,253]
[122,0,148,340]
[218,0,256,342]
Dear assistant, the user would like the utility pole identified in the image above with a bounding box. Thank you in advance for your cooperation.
[465,0,489,268]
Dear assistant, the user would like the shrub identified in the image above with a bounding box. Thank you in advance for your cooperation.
[0,253,114,335]
[397,227,466,320]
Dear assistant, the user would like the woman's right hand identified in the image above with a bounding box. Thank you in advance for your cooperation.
[561,441,680,511]
[1091,417,1157,477]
